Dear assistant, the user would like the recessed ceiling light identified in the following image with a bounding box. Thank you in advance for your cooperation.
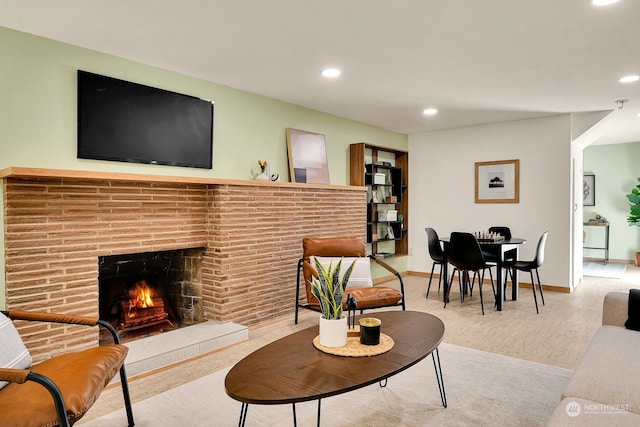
[592,0,621,6]
[619,74,640,83]
[423,108,438,116]
[322,68,341,78]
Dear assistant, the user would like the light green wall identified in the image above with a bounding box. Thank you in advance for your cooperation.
[584,142,640,261]
[0,27,408,308]
[0,27,407,182]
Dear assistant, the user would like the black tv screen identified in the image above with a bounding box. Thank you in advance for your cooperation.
[77,70,213,169]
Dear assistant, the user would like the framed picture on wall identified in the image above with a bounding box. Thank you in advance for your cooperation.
[286,128,330,184]
[475,159,520,203]
[583,174,595,206]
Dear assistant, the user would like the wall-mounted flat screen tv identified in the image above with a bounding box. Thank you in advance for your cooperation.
[77,70,214,169]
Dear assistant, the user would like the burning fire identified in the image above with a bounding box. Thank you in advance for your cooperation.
[128,280,154,318]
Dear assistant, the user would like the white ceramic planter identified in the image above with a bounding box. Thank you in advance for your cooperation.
[319,314,348,347]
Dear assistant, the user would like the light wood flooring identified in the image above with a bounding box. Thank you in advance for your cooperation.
[79,263,640,422]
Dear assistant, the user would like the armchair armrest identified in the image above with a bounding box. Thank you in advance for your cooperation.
[369,255,399,275]
[3,309,121,344]
[602,291,628,327]
[6,309,98,326]
[368,255,406,310]
[0,367,29,384]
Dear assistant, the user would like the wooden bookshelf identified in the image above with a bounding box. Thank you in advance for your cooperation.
[349,143,408,257]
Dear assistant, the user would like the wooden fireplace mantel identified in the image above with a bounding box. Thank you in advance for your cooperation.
[0,167,363,191]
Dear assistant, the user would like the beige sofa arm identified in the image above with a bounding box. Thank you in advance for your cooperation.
[602,291,628,327]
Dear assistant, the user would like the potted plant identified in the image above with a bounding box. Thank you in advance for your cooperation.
[626,177,640,265]
[311,257,356,347]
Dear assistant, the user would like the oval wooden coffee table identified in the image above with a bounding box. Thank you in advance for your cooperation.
[225,311,446,426]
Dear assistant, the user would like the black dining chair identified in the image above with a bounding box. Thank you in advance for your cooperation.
[482,226,512,264]
[425,228,445,298]
[444,232,496,315]
[503,231,549,314]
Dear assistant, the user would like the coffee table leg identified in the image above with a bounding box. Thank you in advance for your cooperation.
[431,347,447,408]
[292,403,297,426]
[238,401,312,427]
[238,402,248,427]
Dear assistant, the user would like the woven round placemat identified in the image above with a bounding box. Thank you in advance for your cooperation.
[313,333,394,357]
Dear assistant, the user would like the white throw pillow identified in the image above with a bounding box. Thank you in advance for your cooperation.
[0,312,32,389]
[311,256,373,288]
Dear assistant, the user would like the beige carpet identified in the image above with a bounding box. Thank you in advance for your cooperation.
[80,342,571,426]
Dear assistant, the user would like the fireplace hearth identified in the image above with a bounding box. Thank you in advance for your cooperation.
[99,248,204,343]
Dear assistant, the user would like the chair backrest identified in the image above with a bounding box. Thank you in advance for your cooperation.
[301,237,368,303]
[425,228,444,262]
[302,236,366,260]
[447,232,487,271]
[533,231,549,268]
[489,226,512,240]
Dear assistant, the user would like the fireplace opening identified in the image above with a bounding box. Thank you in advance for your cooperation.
[98,248,204,344]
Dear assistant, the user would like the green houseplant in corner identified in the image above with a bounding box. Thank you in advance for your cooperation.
[626,177,640,266]
[311,257,356,347]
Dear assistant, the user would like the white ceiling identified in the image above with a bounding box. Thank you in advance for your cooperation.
[2,0,640,144]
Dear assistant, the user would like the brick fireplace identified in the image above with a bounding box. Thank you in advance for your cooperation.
[1,168,366,360]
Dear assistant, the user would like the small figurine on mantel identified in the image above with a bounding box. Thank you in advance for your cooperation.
[255,160,269,181]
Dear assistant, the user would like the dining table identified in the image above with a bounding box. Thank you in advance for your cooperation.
[439,235,526,311]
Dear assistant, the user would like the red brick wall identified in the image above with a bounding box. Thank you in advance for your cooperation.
[2,176,365,359]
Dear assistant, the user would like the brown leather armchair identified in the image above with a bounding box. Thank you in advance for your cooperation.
[295,236,406,324]
[0,309,134,427]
